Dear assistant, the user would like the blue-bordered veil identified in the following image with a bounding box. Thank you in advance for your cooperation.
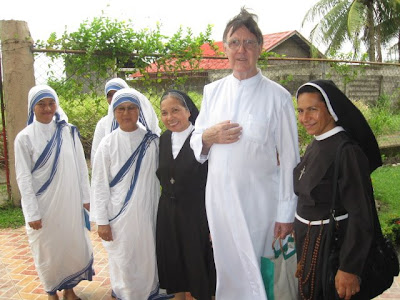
[105,87,161,136]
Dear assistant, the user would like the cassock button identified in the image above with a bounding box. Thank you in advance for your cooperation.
[170,178,175,184]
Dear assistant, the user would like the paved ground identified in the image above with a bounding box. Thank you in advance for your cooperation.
[0,225,195,300]
[0,226,112,299]
[0,226,399,300]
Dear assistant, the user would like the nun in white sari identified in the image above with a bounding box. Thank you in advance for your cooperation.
[90,78,130,167]
[14,85,93,300]
[91,88,169,300]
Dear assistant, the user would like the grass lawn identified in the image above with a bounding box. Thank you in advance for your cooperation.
[0,203,25,228]
[371,164,400,243]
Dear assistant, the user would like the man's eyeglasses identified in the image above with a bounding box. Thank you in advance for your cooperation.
[224,39,259,51]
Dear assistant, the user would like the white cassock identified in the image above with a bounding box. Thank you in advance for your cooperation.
[191,71,300,300]
[91,127,161,300]
[14,120,93,294]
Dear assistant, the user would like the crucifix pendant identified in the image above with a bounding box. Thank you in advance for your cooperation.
[298,166,306,180]
[170,178,175,184]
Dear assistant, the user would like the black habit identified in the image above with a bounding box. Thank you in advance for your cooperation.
[156,130,216,299]
[294,131,375,300]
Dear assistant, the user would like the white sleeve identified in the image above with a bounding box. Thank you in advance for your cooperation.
[91,139,111,225]
[90,117,106,168]
[275,94,300,223]
[73,129,91,204]
[150,139,161,226]
[190,86,210,164]
[14,134,41,223]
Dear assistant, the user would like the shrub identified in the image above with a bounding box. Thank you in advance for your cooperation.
[354,97,400,140]
[59,94,107,158]
[292,97,313,154]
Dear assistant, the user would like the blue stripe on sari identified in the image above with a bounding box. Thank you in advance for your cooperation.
[71,125,80,141]
[111,283,174,300]
[47,254,94,295]
[111,119,119,132]
[139,114,148,130]
[109,131,158,222]
[32,121,67,196]
[109,140,143,188]
[113,96,140,110]
[106,84,124,94]
[148,283,174,300]
[31,132,57,173]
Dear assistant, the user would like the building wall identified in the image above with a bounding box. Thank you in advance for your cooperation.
[272,38,311,58]
[207,62,400,103]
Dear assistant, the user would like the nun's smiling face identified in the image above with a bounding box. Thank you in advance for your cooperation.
[34,98,57,124]
[160,96,191,132]
[114,102,139,132]
[297,92,336,136]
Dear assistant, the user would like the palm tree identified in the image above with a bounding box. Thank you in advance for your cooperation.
[302,0,399,62]
[377,0,400,62]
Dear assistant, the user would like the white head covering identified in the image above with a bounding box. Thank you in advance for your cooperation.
[106,88,161,136]
[27,85,68,125]
[104,78,130,96]
[296,82,338,122]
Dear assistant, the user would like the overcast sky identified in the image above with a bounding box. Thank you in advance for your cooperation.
[1,0,320,44]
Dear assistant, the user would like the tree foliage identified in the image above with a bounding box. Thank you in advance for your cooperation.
[377,0,400,62]
[303,0,400,62]
[36,16,216,97]
[327,51,368,88]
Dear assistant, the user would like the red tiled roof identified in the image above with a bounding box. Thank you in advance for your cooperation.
[263,31,295,50]
[131,30,297,77]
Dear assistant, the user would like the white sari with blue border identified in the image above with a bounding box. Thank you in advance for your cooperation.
[92,127,163,299]
[14,119,94,294]
[91,88,170,299]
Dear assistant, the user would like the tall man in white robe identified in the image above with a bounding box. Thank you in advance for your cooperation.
[190,8,300,299]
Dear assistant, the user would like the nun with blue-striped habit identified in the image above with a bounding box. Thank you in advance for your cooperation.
[91,88,167,300]
[90,78,129,167]
[14,85,93,300]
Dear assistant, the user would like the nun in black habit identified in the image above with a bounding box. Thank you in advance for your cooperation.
[293,80,382,300]
[156,90,216,300]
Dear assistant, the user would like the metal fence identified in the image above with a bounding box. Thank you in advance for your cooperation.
[32,50,400,159]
